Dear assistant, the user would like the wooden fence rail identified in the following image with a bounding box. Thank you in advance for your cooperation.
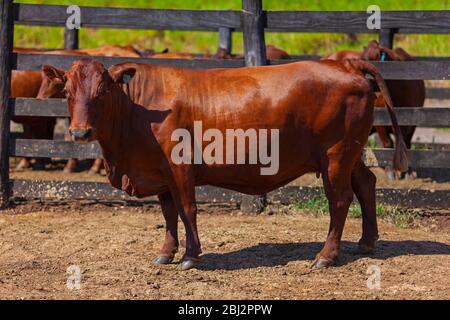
[13,53,450,80]
[14,4,242,31]
[8,139,450,169]
[14,4,450,34]
[265,10,450,34]
[11,180,450,209]
[9,99,450,128]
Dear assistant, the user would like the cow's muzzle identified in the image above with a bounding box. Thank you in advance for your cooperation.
[70,128,93,143]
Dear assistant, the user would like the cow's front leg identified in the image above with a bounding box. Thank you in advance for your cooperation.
[167,165,201,271]
[153,191,179,265]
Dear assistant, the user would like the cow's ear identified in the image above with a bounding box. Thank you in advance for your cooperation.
[41,65,66,83]
[368,40,379,47]
[109,66,136,84]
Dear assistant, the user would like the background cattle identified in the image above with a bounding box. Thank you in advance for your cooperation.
[323,40,425,179]
[11,70,55,170]
[13,45,159,173]
[213,44,291,60]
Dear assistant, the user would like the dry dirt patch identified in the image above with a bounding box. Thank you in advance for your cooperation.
[0,203,448,300]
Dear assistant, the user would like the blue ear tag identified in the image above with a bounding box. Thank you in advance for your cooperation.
[123,73,132,84]
[380,52,386,62]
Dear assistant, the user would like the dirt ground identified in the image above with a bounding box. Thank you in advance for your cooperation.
[0,201,449,300]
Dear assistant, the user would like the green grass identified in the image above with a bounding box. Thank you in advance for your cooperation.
[293,195,417,228]
[365,136,378,149]
[14,0,450,56]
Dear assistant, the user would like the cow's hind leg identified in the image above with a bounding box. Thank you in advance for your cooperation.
[401,127,416,180]
[153,191,179,265]
[351,160,378,253]
[313,155,354,269]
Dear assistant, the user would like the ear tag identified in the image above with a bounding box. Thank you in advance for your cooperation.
[123,73,132,84]
[380,52,386,62]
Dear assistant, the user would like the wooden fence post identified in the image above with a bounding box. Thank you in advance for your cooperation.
[379,28,395,49]
[64,27,79,50]
[241,0,267,214]
[63,27,79,143]
[218,27,232,53]
[242,0,267,66]
[0,0,14,209]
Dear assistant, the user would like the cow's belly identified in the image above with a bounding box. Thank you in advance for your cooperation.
[200,166,316,195]
[196,143,319,195]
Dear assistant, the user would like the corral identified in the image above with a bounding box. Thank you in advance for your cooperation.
[0,0,449,300]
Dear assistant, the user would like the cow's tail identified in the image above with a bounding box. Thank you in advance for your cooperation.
[350,60,408,172]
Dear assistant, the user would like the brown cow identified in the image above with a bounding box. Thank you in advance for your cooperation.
[151,52,197,59]
[42,58,407,270]
[322,50,361,61]
[80,45,141,57]
[266,45,291,60]
[14,48,87,56]
[15,45,141,58]
[323,41,425,179]
[11,70,56,170]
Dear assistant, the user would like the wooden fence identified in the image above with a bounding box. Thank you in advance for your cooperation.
[0,0,450,209]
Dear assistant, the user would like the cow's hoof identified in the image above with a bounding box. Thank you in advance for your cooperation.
[152,255,174,265]
[179,258,199,271]
[311,257,334,269]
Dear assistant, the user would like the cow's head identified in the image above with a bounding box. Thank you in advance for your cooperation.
[43,59,136,143]
[361,40,390,61]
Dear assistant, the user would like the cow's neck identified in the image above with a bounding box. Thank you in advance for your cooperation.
[96,85,135,189]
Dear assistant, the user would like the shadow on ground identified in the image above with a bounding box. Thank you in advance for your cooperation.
[199,240,450,271]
